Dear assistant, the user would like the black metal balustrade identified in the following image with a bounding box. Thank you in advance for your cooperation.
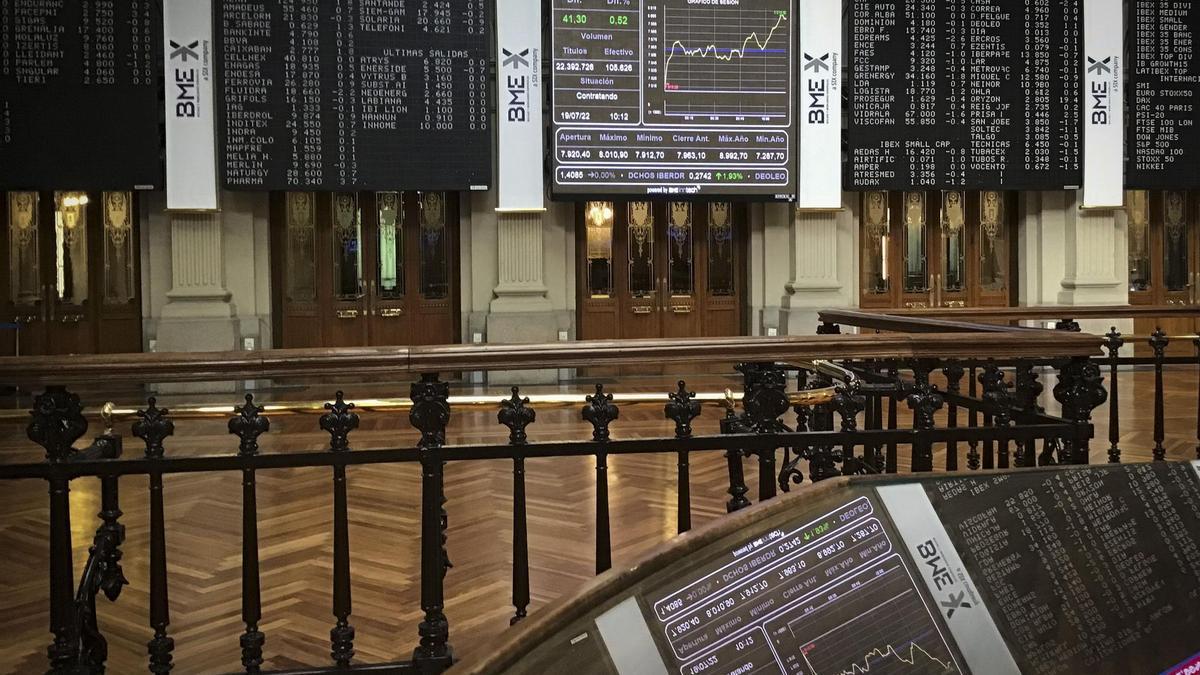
[6,311,1200,674]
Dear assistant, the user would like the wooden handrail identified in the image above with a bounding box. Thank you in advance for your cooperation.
[872,304,1200,321]
[0,331,1102,385]
[817,309,1039,333]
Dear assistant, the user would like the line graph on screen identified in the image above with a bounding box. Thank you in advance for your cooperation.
[765,559,961,675]
[658,2,791,119]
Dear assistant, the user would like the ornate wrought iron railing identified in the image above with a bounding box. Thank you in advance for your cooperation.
[0,322,1144,674]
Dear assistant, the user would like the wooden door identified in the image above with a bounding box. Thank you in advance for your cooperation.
[5,191,50,354]
[3,190,141,356]
[364,191,411,346]
[402,192,459,346]
[94,192,143,353]
[697,202,744,337]
[660,202,700,340]
[898,191,936,310]
[46,191,97,354]
[275,191,459,349]
[1130,190,1200,355]
[326,192,370,347]
[859,190,1015,310]
[577,200,747,344]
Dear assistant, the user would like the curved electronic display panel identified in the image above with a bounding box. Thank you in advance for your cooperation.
[550,0,796,199]
[453,461,1200,675]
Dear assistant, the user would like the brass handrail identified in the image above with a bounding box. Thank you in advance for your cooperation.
[0,386,842,423]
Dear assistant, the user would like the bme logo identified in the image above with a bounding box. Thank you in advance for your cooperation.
[170,40,199,62]
[170,39,201,118]
[916,538,973,619]
[803,52,831,124]
[502,48,531,123]
[1087,56,1113,125]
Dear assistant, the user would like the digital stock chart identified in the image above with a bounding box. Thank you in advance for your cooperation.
[645,498,961,675]
[649,1,792,120]
[551,0,795,197]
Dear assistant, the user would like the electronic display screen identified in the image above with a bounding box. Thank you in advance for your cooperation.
[0,0,162,189]
[847,0,1083,190]
[216,0,491,191]
[923,463,1200,674]
[642,496,962,675]
[1128,0,1200,188]
[551,0,796,199]
[491,463,1200,675]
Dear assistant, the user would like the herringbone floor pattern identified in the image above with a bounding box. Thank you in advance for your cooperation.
[0,369,1195,673]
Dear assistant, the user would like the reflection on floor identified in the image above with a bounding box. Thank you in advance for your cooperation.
[0,367,1195,673]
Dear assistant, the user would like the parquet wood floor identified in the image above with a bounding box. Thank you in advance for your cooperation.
[0,368,1195,674]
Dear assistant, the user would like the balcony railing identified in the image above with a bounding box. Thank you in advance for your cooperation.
[1,310,1190,673]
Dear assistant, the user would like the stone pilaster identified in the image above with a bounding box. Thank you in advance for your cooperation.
[1059,194,1128,306]
[1020,190,1130,338]
[156,212,238,357]
[490,212,551,313]
[777,197,858,335]
[487,211,557,384]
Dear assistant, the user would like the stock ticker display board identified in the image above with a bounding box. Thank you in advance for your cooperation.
[847,0,1083,191]
[492,462,1200,675]
[0,0,162,189]
[638,464,1200,675]
[923,463,1200,674]
[216,0,491,191]
[1128,0,1200,188]
[551,0,796,199]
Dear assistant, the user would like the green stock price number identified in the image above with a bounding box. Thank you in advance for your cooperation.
[715,172,745,182]
[610,15,629,25]
[562,13,587,24]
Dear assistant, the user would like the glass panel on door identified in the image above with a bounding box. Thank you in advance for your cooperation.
[286,192,317,304]
[9,191,41,310]
[707,202,735,296]
[332,192,363,301]
[586,200,614,297]
[377,191,404,299]
[861,191,890,298]
[979,190,1008,293]
[53,191,89,307]
[940,191,965,296]
[627,201,655,298]
[902,191,928,295]
[1127,190,1151,293]
[103,191,136,306]
[418,192,449,300]
[666,202,693,296]
[1163,191,1190,293]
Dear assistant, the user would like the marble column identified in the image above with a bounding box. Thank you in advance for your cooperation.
[487,211,558,384]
